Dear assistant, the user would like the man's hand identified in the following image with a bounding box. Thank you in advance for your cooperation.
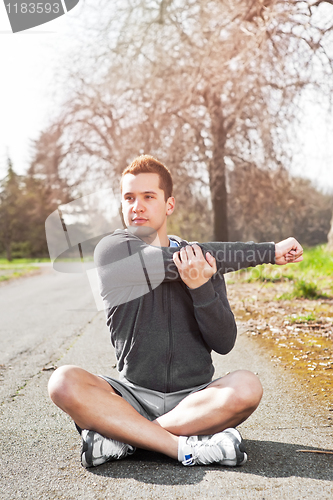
[275,237,303,265]
[173,244,217,289]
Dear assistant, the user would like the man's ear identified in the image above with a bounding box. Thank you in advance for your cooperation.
[166,196,176,216]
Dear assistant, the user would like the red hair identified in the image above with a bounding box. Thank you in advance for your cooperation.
[121,155,173,201]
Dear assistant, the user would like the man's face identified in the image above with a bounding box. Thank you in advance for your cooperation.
[121,173,175,239]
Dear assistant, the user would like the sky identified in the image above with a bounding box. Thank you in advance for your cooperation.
[0,1,82,178]
[0,1,332,194]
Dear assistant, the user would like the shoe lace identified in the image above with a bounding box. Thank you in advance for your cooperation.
[182,437,225,465]
[197,440,224,464]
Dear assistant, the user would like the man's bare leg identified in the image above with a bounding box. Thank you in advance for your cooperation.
[155,370,263,436]
[48,365,179,459]
[48,367,262,461]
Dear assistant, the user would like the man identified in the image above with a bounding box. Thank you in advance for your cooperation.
[48,155,303,468]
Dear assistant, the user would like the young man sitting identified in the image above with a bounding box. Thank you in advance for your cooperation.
[48,155,303,468]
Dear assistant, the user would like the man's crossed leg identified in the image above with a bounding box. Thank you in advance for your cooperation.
[48,366,262,467]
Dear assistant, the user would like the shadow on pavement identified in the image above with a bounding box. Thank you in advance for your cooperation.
[88,448,207,485]
[87,440,333,485]
[243,439,333,480]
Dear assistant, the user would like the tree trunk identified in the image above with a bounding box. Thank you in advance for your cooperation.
[5,241,12,261]
[210,157,228,242]
[328,211,333,251]
[206,91,228,242]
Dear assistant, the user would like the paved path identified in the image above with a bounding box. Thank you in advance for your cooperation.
[0,268,332,499]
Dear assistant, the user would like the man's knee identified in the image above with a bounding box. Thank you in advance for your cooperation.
[231,370,263,410]
[48,365,82,408]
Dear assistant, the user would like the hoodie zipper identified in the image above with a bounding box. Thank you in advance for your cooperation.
[166,282,173,392]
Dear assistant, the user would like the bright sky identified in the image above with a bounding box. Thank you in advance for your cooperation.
[291,99,333,194]
[0,1,82,178]
[0,2,332,193]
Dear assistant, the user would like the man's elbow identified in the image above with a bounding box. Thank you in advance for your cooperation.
[216,321,237,355]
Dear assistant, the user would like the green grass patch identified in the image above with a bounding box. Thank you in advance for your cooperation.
[0,266,37,282]
[233,265,294,283]
[230,244,333,300]
[296,244,333,277]
[0,258,50,266]
[292,279,323,299]
[0,258,48,282]
[287,312,317,323]
[278,279,329,300]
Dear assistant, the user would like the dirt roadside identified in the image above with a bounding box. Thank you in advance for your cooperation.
[227,279,333,411]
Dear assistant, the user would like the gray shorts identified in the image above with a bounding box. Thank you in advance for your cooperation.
[99,375,213,421]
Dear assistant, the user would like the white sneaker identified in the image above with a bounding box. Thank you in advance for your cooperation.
[178,428,247,466]
[81,430,136,468]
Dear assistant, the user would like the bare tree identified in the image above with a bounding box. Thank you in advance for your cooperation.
[328,212,333,250]
[29,120,75,205]
[38,0,333,240]
[228,163,332,245]
[0,159,25,260]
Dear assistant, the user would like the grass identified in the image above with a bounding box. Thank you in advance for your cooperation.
[291,279,324,299]
[0,258,50,282]
[0,258,50,266]
[287,312,317,323]
[0,267,36,282]
[228,244,333,300]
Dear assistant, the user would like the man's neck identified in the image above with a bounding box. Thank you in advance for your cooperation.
[147,220,169,247]
[147,233,170,247]
[126,220,170,247]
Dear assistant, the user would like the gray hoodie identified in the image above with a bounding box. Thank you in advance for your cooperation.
[94,230,275,392]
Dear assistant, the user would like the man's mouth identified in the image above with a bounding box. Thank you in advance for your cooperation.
[132,217,148,224]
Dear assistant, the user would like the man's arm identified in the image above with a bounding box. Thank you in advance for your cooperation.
[96,230,278,278]
[196,241,275,273]
[172,238,303,288]
[172,244,237,354]
[94,230,303,309]
[172,238,303,354]
[94,230,275,287]
[198,237,303,273]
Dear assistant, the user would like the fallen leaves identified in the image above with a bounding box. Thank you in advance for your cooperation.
[227,280,333,406]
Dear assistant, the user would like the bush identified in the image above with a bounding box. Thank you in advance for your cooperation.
[11,241,32,259]
[292,279,321,299]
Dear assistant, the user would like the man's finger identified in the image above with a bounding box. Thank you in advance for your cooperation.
[173,251,182,265]
[191,244,200,255]
[192,244,207,260]
[186,245,195,255]
[205,251,214,263]
[206,252,217,272]
[179,247,188,262]
[287,255,303,263]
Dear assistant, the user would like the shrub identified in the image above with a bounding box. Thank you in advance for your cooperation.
[11,241,32,259]
[292,279,321,299]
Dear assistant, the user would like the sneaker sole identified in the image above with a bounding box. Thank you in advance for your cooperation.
[222,428,247,466]
[81,430,136,468]
[81,430,95,468]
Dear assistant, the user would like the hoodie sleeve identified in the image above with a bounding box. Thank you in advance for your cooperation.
[183,241,275,354]
[94,229,275,310]
[197,241,275,273]
[187,274,237,354]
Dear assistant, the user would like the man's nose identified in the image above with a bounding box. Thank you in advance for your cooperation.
[132,198,144,212]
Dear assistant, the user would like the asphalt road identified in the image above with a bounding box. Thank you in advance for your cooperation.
[0,266,332,499]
